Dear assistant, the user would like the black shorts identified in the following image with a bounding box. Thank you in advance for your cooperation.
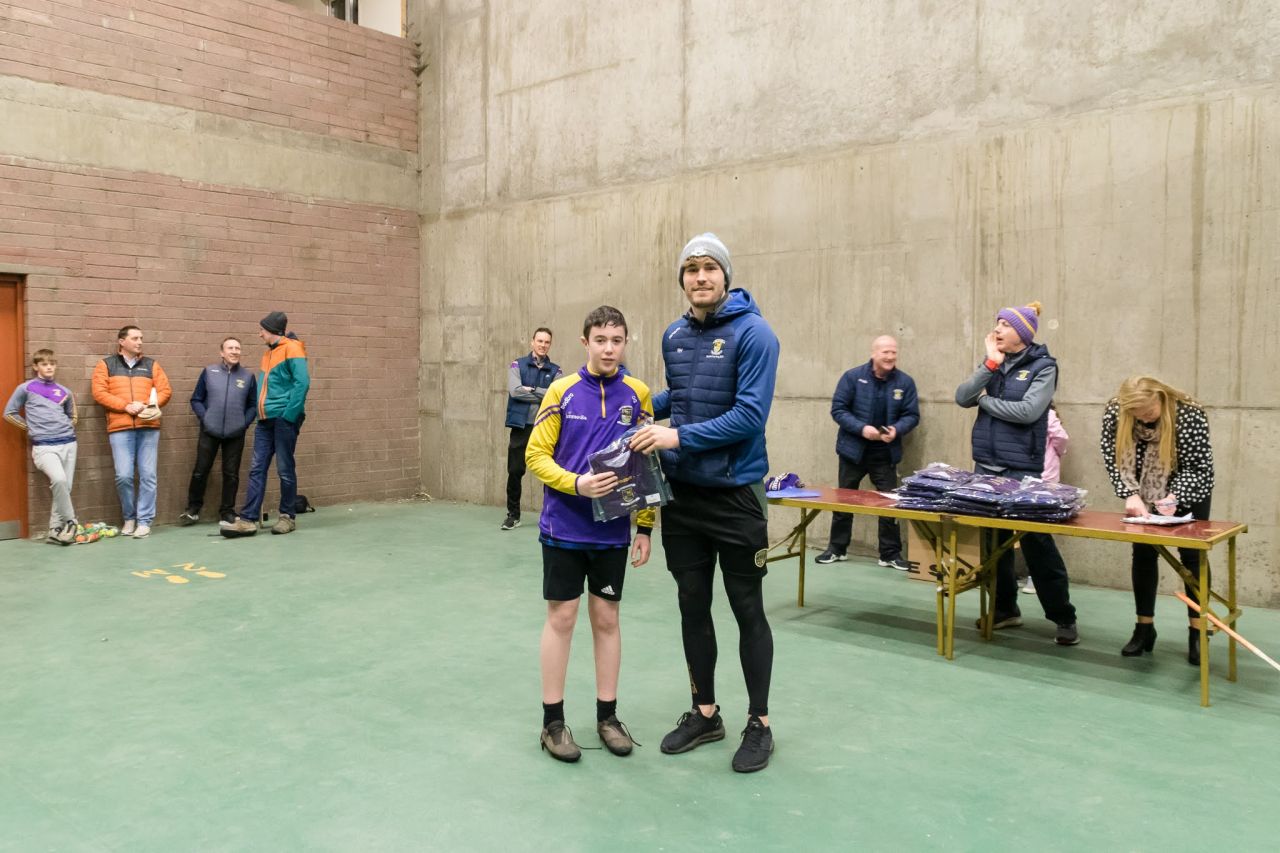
[542,544,627,602]
[661,532,768,580]
[660,480,769,548]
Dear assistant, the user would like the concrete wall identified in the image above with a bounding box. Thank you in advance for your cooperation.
[415,1,1280,605]
[1,0,421,530]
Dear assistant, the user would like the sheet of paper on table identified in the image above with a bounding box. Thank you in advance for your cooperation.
[1122,513,1194,526]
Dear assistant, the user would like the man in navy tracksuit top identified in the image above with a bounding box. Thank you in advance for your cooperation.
[502,328,561,530]
[819,335,919,569]
[631,233,780,774]
[179,337,258,525]
[955,301,1080,646]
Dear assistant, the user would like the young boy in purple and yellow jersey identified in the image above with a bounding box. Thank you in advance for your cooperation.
[525,306,654,763]
[4,349,79,544]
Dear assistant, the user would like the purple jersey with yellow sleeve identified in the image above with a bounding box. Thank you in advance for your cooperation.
[525,367,655,547]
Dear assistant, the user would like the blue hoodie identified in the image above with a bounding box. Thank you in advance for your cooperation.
[652,288,780,487]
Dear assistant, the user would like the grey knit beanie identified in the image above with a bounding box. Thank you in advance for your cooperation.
[677,233,733,288]
[260,311,288,335]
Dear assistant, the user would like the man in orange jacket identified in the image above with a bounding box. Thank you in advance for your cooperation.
[91,325,172,538]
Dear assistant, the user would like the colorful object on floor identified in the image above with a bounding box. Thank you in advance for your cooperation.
[73,522,120,544]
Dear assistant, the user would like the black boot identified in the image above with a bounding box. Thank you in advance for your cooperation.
[1188,627,1206,666]
[1121,623,1157,657]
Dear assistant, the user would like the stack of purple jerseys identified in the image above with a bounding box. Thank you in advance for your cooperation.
[896,463,1086,522]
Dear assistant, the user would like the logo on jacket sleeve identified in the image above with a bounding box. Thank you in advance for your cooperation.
[707,338,726,359]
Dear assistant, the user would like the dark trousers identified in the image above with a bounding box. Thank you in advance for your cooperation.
[506,425,533,517]
[993,466,1076,626]
[239,418,299,521]
[828,450,903,560]
[1133,496,1211,619]
[186,429,245,521]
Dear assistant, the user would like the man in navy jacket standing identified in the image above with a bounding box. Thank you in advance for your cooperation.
[179,337,257,525]
[818,336,919,569]
[502,328,561,530]
[631,233,781,774]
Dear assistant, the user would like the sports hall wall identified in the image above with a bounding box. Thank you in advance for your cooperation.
[413,2,1280,606]
[0,0,421,530]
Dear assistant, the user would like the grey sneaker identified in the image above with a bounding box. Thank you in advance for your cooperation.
[540,720,581,763]
[731,716,774,773]
[976,610,1023,630]
[271,515,296,535]
[878,558,912,571]
[500,515,521,531]
[120,520,137,536]
[660,706,725,754]
[220,517,259,538]
[55,520,78,545]
[1055,623,1080,646]
[815,551,846,564]
[178,510,199,526]
[132,525,151,539]
[597,715,637,756]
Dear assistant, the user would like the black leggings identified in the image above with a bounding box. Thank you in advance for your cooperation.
[1132,497,1211,619]
[665,535,773,717]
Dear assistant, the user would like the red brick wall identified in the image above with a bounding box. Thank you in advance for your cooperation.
[1,155,420,530]
[0,0,417,150]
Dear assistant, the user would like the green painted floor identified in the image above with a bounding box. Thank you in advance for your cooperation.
[1,500,1277,851]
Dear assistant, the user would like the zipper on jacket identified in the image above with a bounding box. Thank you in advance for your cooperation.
[599,379,606,418]
[221,367,230,436]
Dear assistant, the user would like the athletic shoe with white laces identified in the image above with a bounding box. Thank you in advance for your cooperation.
[878,558,912,571]
[121,520,137,536]
[133,525,151,539]
[815,551,846,564]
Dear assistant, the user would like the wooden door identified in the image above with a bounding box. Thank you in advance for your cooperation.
[0,275,27,539]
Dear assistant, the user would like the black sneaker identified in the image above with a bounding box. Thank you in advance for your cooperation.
[878,558,912,571]
[540,720,581,763]
[976,610,1023,630]
[1055,622,1080,646]
[815,550,846,564]
[660,706,725,754]
[178,510,199,526]
[732,716,774,773]
[500,515,521,531]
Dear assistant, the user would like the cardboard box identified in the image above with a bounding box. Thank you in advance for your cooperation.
[905,523,981,583]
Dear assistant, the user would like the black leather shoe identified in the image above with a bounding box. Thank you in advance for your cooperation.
[1121,622,1157,657]
[1188,626,1206,666]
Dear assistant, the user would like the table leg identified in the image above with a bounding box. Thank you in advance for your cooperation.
[945,523,958,660]
[797,512,808,608]
[1228,536,1238,682]
[1200,553,1211,707]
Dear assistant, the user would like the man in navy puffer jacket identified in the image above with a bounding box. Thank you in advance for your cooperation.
[179,337,258,525]
[631,233,780,774]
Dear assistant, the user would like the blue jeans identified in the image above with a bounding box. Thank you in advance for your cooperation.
[239,418,299,520]
[108,428,160,525]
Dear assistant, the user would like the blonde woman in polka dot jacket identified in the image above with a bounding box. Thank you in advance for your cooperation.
[1100,376,1215,665]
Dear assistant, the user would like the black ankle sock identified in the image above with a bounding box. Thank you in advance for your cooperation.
[543,701,564,728]
[596,698,617,722]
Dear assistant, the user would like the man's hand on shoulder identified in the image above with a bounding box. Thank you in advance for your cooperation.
[630,424,679,454]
